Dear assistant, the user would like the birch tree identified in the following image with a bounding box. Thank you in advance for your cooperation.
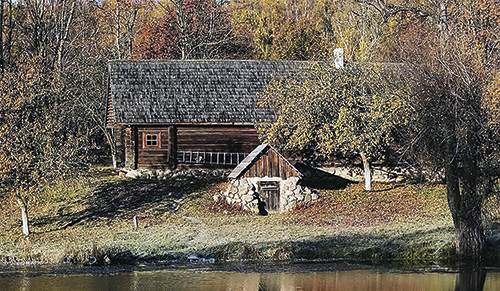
[0,59,85,236]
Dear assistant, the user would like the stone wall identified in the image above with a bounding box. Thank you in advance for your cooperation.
[122,168,230,180]
[222,177,318,213]
[317,166,445,183]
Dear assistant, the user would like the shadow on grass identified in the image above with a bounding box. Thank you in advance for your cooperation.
[371,184,406,193]
[33,175,224,232]
[294,163,353,190]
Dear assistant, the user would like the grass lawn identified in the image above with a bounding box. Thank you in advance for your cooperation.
[1,168,499,267]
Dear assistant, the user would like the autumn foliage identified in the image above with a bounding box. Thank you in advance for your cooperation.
[134,0,238,59]
[288,184,449,227]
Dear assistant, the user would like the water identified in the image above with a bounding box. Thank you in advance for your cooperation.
[1,263,500,291]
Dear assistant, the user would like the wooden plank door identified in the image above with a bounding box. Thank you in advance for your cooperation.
[260,181,280,213]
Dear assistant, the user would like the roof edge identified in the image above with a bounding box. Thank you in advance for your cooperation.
[228,144,270,180]
[111,122,257,126]
[228,144,303,180]
[108,59,309,64]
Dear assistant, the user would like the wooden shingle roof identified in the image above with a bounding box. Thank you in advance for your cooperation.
[108,60,304,125]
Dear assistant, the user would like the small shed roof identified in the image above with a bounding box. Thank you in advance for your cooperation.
[229,144,302,180]
[108,60,304,125]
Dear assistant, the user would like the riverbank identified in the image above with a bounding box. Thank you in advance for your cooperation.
[1,168,499,267]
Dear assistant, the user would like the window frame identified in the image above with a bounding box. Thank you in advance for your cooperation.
[143,132,161,149]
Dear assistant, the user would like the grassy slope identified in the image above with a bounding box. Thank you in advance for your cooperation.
[0,169,499,266]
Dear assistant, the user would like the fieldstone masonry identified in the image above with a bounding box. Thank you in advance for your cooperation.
[222,177,318,213]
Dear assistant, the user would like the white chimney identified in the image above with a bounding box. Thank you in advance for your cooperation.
[334,48,344,69]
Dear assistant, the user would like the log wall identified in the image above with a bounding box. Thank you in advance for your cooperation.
[113,125,126,168]
[137,127,171,168]
[125,125,260,169]
[176,126,260,153]
[125,127,137,169]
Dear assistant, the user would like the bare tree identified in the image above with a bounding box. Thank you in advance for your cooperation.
[394,0,500,260]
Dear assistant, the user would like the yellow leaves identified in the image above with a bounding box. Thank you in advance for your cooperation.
[231,0,343,60]
[483,70,500,125]
[259,62,403,162]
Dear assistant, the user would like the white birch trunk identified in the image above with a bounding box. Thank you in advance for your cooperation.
[360,153,372,191]
[19,199,30,236]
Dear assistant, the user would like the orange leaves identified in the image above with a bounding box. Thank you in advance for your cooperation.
[133,0,235,60]
[134,14,179,59]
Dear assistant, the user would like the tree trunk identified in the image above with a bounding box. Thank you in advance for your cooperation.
[174,0,188,59]
[460,136,484,258]
[107,128,118,169]
[445,134,485,260]
[17,198,30,236]
[439,0,448,35]
[115,1,121,60]
[5,0,13,67]
[454,269,486,291]
[55,1,75,77]
[126,8,138,59]
[111,152,117,169]
[0,0,4,77]
[360,152,372,191]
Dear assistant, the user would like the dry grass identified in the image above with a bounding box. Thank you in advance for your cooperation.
[0,169,498,266]
[287,183,450,227]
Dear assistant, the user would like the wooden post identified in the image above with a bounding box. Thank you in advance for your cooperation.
[114,125,126,168]
[168,126,178,169]
[133,216,138,229]
[124,126,137,169]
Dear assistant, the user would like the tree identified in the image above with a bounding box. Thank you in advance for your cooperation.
[231,0,330,60]
[0,0,15,74]
[319,0,387,62]
[387,0,500,260]
[258,0,499,261]
[229,0,426,61]
[98,0,150,60]
[0,59,85,236]
[0,0,110,235]
[1,0,4,76]
[258,62,404,191]
[134,0,238,59]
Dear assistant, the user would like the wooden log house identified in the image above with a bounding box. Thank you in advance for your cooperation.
[106,60,302,169]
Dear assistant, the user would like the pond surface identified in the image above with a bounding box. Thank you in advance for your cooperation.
[1,263,500,291]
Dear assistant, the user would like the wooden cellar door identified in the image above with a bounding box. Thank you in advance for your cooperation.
[259,181,280,213]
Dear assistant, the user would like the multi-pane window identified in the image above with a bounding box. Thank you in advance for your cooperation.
[144,133,160,148]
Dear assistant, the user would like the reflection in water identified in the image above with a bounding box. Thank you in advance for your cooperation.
[1,267,500,291]
[131,271,139,291]
[255,271,457,291]
[455,269,486,291]
[20,276,30,291]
